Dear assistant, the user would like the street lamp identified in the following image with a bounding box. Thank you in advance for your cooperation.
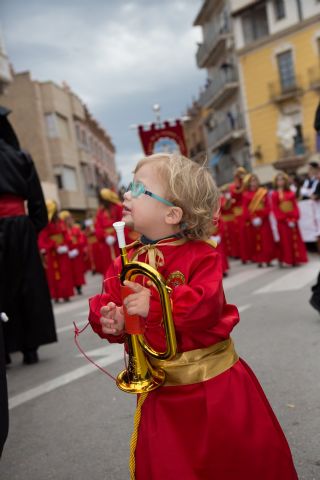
[153,103,161,126]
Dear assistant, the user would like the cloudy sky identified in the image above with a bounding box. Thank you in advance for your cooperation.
[1,0,205,185]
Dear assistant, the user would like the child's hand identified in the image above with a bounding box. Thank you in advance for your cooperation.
[123,280,151,318]
[100,302,124,336]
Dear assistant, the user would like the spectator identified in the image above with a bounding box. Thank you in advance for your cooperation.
[300,162,319,200]
[0,106,57,365]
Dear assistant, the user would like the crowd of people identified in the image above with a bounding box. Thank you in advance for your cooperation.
[39,161,320,303]
[213,165,313,276]
[37,188,138,303]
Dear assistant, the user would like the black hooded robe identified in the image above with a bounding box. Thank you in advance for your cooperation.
[0,321,8,457]
[0,139,57,354]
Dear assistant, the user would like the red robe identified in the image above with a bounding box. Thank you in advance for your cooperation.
[94,204,122,274]
[243,189,276,264]
[271,190,308,265]
[212,217,229,274]
[220,196,237,257]
[229,183,247,260]
[89,239,297,479]
[84,224,100,273]
[38,220,74,300]
[68,225,86,287]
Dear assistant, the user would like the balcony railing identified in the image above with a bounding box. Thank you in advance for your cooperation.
[269,76,302,103]
[308,66,320,90]
[199,68,239,108]
[196,21,232,68]
[273,139,309,171]
[207,114,245,151]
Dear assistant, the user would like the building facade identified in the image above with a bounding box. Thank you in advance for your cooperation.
[194,0,251,186]
[231,0,320,180]
[0,32,12,94]
[0,71,117,217]
[183,100,207,164]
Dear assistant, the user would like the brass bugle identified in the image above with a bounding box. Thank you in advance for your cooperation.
[113,221,177,394]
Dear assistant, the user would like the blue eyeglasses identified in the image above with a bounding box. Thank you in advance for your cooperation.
[127,181,175,207]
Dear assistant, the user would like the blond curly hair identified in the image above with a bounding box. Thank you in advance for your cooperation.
[133,153,219,240]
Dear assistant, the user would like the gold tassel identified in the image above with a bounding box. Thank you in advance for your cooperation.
[128,393,148,480]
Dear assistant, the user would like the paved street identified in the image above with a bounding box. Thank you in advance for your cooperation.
[1,255,320,480]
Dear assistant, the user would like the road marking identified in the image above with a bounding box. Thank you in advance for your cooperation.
[9,344,123,410]
[53,298,90,316]
[75,346,110,358]
[253,263,318,294]
[223,268,269,290]
[238,304,251,313]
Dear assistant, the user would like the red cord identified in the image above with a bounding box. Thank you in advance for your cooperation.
[72,273,135,382]
[73,320,118,381]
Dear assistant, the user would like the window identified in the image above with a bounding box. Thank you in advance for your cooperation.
[53,166,78,191]
[62,166,78,191]
[81,129,87,147]
[293,124,304,154]
[45,113,70,140]
[55,173,63,190]
[277,50,296,91]
[273,0,286,20]
[81,164,96,196]
[75,124,81,143]
[219,8,229,34]
[241,4,269,44]
[88,135,93,153]
[56,114,70,141]
[45,113,58,138]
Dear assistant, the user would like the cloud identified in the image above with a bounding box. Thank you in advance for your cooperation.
[1,0,205,182]
[116,150,144,186]
[3,1,203,105]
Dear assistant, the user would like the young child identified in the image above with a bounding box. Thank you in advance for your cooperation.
[272,171,308,267]
[88,153,298,480]
[242,173,277,267]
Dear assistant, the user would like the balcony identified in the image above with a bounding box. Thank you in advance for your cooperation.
[199,68,239,109]
[196,22,232,68]
[207,114,246,151]
[273,139,309,172]
[269,76,303,103]
[193,0,225,26]
[308,66,320,91]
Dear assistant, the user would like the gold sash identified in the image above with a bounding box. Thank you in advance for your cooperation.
[248,188,267,214]
[50,233,64,245]
[280,201,293,213]
[87,234,97,244]
[233,206,243,216]
[221,214,234,222]
[149,338,239,387]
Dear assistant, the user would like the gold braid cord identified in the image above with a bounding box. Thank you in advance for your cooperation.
[129,392,148,480]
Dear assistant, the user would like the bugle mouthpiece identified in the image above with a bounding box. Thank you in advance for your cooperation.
[113,221,126,248]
